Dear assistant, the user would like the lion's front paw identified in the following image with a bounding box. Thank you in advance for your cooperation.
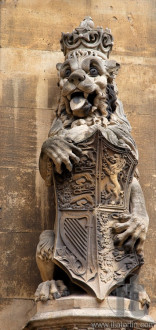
[112,213,148,256]
[34,280,70,302]
[41,136,82,174]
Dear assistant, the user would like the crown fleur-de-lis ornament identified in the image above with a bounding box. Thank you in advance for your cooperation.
[60,17,114,58]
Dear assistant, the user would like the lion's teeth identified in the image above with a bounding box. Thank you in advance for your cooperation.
[84,92,88,99]
[67,95,71,100]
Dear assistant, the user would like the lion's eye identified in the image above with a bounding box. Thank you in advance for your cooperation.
[90,67,99,77]
[64,68,71,78]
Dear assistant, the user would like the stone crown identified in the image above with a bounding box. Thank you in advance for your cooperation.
[60,16,114,58]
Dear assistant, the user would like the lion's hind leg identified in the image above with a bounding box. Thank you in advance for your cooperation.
[35,230,69,301]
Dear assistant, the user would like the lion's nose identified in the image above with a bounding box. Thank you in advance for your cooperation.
[68,70,86,85]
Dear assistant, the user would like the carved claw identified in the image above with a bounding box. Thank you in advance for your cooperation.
[41,136,82,174]
[35,281,51,302]
[137,252,145,265]
[112,213,148,255]
[34,280,69,302]
[139,290,151,307]
[56,280,70,297]
[52,291,61,300]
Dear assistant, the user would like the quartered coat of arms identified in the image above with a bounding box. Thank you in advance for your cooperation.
[35,17,149,303]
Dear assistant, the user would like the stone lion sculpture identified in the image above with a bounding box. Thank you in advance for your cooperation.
[35,17,149,303]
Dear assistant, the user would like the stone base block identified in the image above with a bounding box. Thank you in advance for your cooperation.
[24,295,155,330]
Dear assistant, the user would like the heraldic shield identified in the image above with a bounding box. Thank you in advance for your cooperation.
[53,130,139,301]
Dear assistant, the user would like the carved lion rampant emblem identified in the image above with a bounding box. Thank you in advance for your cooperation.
[35,17,149,304]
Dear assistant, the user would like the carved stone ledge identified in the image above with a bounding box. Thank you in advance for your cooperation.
[24,295,155,330]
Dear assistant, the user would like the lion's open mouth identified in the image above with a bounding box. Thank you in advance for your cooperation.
[69,91,97,117]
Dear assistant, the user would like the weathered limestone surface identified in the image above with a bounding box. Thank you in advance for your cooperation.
[0,1,156,329]
[25,296,155,330]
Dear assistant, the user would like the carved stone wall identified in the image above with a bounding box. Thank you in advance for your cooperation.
[0,1,156,329]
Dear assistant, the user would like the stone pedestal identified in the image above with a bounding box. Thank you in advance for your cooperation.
[25,295,155,330]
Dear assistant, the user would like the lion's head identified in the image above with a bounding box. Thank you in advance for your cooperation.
[56,50,120,128]
[47,50,138,160]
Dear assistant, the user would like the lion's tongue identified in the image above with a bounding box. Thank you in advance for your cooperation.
[70,96,86,111]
